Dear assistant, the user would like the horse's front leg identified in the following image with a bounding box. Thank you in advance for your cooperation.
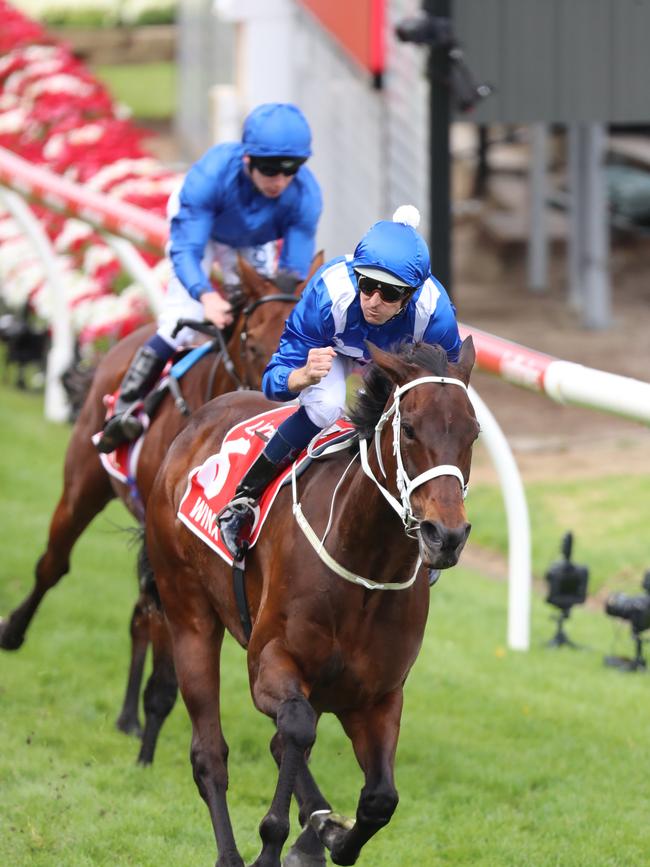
[267,731,330,867]
[311,689,402,867]
[169,615,244,867]
[249,642,318,867]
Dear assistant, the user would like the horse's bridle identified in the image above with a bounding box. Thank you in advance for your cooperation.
[237,293,300,389]
[359,375,470,537]
[291,374,471,591]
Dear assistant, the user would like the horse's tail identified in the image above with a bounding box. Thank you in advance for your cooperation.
[61,359,97,422]
[135,528,162,610]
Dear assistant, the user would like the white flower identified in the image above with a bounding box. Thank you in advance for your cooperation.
[86,158,162,192]
[25,75,94,100]
[83,244,118,275]
[54,219,94,253]
[0,107,27,134]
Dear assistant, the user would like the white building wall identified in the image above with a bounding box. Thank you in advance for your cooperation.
[209,0,429,257]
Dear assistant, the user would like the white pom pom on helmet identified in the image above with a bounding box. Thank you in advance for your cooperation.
[392,204,421,229]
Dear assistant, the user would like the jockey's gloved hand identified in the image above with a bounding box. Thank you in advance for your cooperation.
[274,271,300,294]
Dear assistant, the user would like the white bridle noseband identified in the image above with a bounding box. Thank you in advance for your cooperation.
[291,374,470,591]
[359,375,469,538]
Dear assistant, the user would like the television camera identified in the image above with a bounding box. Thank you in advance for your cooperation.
[603,571,650,671]
[544,532,589,648]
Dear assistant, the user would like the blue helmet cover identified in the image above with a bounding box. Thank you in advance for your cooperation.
[242,103,312,158]
[352,220,431,288]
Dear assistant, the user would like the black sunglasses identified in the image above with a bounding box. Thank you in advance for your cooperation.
[250,157,305,177]
[357,274,410,304]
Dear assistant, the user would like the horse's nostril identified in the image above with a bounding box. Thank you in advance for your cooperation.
[420,520,471,551]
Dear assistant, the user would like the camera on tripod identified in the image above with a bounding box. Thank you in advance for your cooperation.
[605,572,650,634]
[603,572,650,671]
[544,531,589,648]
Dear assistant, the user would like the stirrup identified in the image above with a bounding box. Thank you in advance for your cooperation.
[96,409,143,454]
[217,497,257,559]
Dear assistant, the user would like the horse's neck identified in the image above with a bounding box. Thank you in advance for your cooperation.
[323,443,418,580]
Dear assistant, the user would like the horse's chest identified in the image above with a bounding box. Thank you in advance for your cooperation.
[309,626,418,710]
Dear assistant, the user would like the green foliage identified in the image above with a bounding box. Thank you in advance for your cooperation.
[1,380,650,866]
[132,5,176,26]
[93,61,176,120]
[41,7,119,27]
[38,3,176,28]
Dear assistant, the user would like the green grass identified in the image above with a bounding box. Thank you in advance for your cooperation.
[1,381,650,865]
[467,463,650,596]
[93,62,176,120]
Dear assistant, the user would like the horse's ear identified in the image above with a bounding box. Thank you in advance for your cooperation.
[366,341,414,385]
[297,250,325,293]
[238,255,270,301]
[454,336,475,385]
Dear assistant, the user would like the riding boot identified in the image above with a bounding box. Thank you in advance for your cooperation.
[218,448,296,560]
[96,346,168,454]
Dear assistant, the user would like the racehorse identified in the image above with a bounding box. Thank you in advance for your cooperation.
[0,255,322,763]
[145,337,478,866]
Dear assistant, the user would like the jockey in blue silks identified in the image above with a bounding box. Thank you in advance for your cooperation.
[97,102,322,454]
[218,205,463,561]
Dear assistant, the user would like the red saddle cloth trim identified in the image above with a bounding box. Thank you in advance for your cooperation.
[92,358,177,478]
[177,406,354,565]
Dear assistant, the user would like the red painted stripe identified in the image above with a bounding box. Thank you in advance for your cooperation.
[369,0,385,74]
[459,323,554,392]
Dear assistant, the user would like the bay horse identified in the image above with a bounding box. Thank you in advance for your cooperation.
[145,337,478,866]
[0,254,322,763]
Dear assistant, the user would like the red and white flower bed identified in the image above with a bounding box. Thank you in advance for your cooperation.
[0,1,181,357]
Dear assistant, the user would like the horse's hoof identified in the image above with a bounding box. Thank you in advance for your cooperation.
[0,618,25,651]
[309,810,354,852]
[115,715,144,739]
[282,844,326,867]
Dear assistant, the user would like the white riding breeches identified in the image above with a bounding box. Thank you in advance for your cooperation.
[156,240,279,349]
[299,354,357,428]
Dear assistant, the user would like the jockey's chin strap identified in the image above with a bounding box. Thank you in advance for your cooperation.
[358,375,469,538]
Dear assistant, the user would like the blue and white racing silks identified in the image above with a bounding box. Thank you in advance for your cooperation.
[262,256,463,401]
[167,142,322,299]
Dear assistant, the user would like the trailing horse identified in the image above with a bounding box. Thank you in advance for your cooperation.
[0,255,322,763]
[145,337,478,866]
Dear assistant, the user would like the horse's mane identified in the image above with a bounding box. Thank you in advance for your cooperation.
[349,342,449,440]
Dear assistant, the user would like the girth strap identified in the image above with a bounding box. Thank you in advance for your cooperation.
[232,557,252,642]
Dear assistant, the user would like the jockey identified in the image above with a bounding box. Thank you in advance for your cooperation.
[218,205,463,561]
[96,102,322,454]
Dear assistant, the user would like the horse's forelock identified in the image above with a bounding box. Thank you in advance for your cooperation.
[350,342,448,440]
[399,341,448,376]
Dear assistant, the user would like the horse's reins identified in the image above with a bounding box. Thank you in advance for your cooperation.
[291,375,470,591]
[238,293,299,389]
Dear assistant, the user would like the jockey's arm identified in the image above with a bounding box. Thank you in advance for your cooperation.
[287,347,336,392]
[263,280,334,400]
[168,155,229,300]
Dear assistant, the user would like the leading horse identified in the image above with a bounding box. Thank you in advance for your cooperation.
[0,255,322,762]
[145,337,478,866]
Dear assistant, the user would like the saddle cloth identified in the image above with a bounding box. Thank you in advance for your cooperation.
[177,406,355,565]
[92,391,150,485]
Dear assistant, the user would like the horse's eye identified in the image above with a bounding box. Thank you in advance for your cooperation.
[401,421,415,440]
